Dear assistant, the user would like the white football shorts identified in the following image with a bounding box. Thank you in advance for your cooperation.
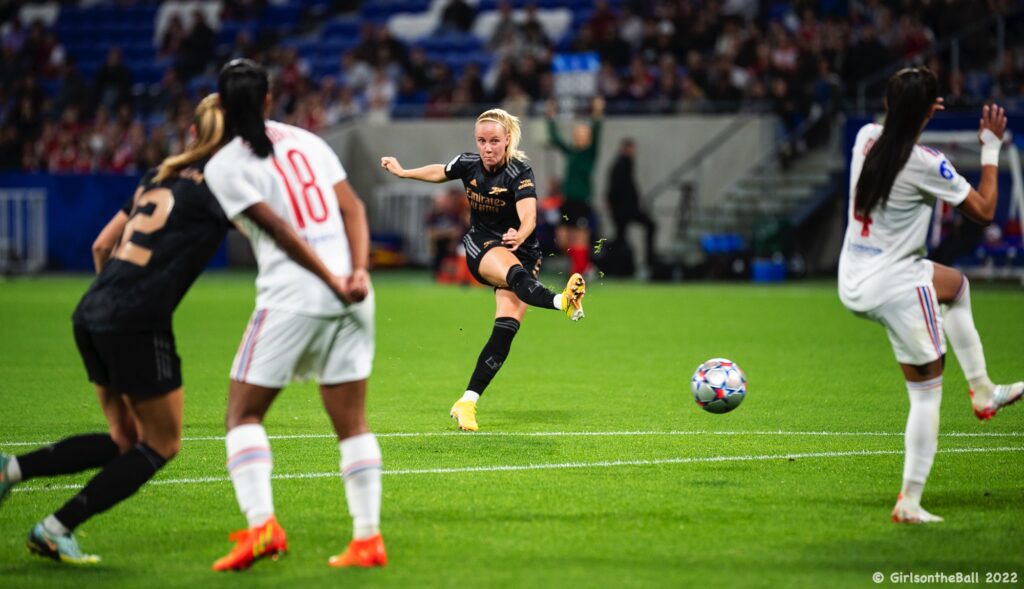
[230,292,375,388]
[855,279,946,366]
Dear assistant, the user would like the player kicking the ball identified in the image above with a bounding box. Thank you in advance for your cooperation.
[205,60,384,571]
[839,67,1022,524]
[381,108,586,432]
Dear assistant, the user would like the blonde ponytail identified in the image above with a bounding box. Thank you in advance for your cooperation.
[154,93,226,183]
[476,108,527,164]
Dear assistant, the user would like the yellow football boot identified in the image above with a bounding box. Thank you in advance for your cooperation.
[450,400,479,431]
[562,273,586,321]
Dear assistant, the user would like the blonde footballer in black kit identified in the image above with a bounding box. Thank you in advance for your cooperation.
[381,108,587,432]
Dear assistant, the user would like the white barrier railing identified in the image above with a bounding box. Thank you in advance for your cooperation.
[0,189,47,274]
[372,184,442,267]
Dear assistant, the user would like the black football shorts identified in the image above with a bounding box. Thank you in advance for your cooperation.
[73,325,182,398]
[461,229,541,288]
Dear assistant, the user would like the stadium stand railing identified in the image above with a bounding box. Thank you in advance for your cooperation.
[0,189,47,275]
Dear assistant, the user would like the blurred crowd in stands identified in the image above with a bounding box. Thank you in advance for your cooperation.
[0,0,1022,173]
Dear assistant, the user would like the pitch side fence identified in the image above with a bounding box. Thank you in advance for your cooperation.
[0,189,47,274]
[372,183,438,267]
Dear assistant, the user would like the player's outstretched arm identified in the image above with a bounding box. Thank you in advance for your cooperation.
[958,103,1007,224]
[92,210,129,274]
[334,179,371,302]
[545,104,570,154]
[381,157,447,182]
[240,202,350,302]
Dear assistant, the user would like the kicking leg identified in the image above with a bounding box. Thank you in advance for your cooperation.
[478,247,585,320]
[29,388,183,564]
[932,263,1022,419]
[321,380,386,568]
[1,386,131,505]
[892,360,944,524]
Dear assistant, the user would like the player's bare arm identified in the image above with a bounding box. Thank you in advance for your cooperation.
[91,210,129,274]
[380,157,447,182]
[240,201,349,302]
[91,185,142,273]
[503,198,537,252]
[958,103,1007,224]
[334,179,371,303]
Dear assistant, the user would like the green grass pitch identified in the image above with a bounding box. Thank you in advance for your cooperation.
[0,272,1021,588]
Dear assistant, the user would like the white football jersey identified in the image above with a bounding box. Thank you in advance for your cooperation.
[838,123,971,312]
[206,121,351,316]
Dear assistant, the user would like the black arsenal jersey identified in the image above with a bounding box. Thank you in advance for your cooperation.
[73,161,231,331]
[443,153,541,256]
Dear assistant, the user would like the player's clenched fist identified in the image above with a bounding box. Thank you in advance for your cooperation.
[381,156,405,178]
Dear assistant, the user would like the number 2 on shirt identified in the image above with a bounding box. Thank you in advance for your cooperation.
[114,187,174,266]
[272,149,328,229]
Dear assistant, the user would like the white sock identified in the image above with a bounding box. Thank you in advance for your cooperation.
[226,424,275,528]
[4,456,22,483]
[942,277,995,397]
[901,376,943,505]
[42,514,69,536]
[339,432,382,540]
[553,293,564,311]
[460,391,480,403]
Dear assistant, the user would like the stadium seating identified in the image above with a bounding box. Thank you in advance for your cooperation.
[42,0,614,91]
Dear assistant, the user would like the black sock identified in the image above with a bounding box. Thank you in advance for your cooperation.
[467,317,520,395]
[505,265,558,310]
[17,433,120,482]
[53,442,168,532]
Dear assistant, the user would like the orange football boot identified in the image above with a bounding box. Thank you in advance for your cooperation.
[212,515,288,571]
[327,534,387,568]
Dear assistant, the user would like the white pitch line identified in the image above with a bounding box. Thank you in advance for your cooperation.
[10,446,1024,494]
[1,430,1021,447]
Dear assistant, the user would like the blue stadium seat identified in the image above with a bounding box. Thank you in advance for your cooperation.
[134,64,164,85]
[324,16,360,40]
[217,21,258,47]
[260,3,303,29]
[554,36,575,52]
[77,60,100,79]
[419,33,482,53]
[965,72,993,99]
[571,9,594,26]
[312,55,340,79]
[122,43,155,62]
[187,74,218,98]
[39,79,61,98]
[74,47,108,63]
[321,38,360,58]
[361,0,425,22]
[282,37,321,59]
[701,234,745,255]
[145,112,167,131]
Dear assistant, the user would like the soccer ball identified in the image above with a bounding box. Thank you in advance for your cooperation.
[691,358,747,414]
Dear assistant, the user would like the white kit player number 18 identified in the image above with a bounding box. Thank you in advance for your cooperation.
[272,149,328,229]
